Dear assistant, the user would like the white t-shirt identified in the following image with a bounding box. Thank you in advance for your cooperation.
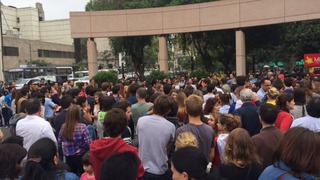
[16,115,57,151]
[291,115,320,133]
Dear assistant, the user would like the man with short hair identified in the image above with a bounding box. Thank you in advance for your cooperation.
[137,95,175,179]
[252,103,283,168]
[90,108,144,180]
[176,95,214,161]
[235,88,262,136]
[257,79,272,101]
[131,87,153,127]
[16,98,57,150]
[291,97,320,133]
[203,83,215,103]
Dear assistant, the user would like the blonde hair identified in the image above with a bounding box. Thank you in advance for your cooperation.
[185,95,204,117]
[175,132,198,150]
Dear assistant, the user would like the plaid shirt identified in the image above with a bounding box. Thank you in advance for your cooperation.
[58,123,91,156]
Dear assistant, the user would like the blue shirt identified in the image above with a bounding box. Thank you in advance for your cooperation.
[44,97,56,119]
[259,161,316,180]
[4,93,12,107]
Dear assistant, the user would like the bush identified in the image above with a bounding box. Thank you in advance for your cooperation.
[190,69,209,79]
[93,71,118,86]
[146,70,169,85]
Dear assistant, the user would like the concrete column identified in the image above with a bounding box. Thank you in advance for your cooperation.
[236,30,246,76]
[158,36,169,72]
[87,38,98,78]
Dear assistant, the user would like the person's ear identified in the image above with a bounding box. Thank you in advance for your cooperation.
[182,172,189,180]
[54,155,59,166]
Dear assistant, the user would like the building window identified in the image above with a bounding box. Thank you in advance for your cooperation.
[16,17,20,23]
[38,49,74,59]
[3,46,19,56]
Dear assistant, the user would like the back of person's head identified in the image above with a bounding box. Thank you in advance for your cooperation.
[25,98,41,115]
[175,132,198,150]
[273,79,285,91]
[24,138,57,180]
[76,96,87,107]
[163,83,172,95]
[219,114,242,132]
[21,86,29,97]
[177,92,187,107]
[240,88,253,102]
[82,152,91,166]
[2,135,23,146]
[284,77,294,87]
[267,87,280,99]
[103,108,127,137]
[150,92,162,104]
[219,93,231,105]
[60,95,73,109]
[100,151,139,180]
[85,86,97,96]
[100,96,116,111]
[0,143,27,179]
[127,83,139,96]
[171,147,208,180]
[293,88,306,105]
[101,82,111,91]
[207,83,215,93]
[19,100,28,113]
[63,105,80,140]
[224,128,260,166]
[306,97,320,118]
[203,97,220,115]
[259,103,279,125]
[153,95,173,116]
[136,87,147,99]
[186,95,204,117]
[276,93,294,112]
[274,127,320,176]
[112,100,131,112]
[112,85,120,95]
[236,76,247,86]
[183,85,194,97]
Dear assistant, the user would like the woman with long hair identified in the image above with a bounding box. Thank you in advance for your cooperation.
[23,138,78,180]
[291,88,307,119]
[58,105,91,176]
[203,97,221,131]
[208,128,263,180]
[176,91,188,124]
[275,93,295,132]
[259,127,320,179]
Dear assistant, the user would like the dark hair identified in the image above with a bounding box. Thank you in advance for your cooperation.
[0,144,27,179]
[127,83,139,96]
[219,93,231,106]
[113,100,131,112]
[101,82,111,91]
[273,79,285,91]
[183,85,194,97]
[261,78,271,86]
[100,151,139,180]
[277,93,294,112]
[66,88,80,99]
[60,95,73,109]
[85,86,97,96]
[259,103,279,124]
[236,76,247,86]
[284,77,294,87]
[293,88,306,105]
[306,97,320,118]
[20,86,29,96]
[100,96,116,111]
[112,85,120,94]
[274,127,320,176]
[150,92,162,104]
[23,138,57,180]
[153,95,172,116]
[163,84,172,95]
[25,98,41,115]
[171,147,208,180]
[76,96,87,108]
[62,105,80,140]
[203,97,220,115]
[2,135,24,146]
[136,87,147,99]
[207,83,215,93]
[103,108,127,137]
[19,100,28,113]
[82,152,91,166]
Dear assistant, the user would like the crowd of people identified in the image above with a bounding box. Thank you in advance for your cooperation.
[0,71,319,180]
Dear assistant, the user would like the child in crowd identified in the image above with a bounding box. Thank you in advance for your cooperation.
[81,152,95,180]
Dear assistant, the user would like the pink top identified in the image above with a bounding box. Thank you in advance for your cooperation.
[80,172,96,180]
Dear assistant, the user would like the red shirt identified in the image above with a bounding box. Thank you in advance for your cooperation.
[275,111,293,132]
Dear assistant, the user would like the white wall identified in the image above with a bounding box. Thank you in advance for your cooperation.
[40,19,73,45]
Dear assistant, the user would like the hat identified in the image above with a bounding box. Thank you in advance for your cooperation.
[278,74,285,80]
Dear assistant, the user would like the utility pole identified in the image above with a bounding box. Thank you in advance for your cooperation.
[0,1,5,81]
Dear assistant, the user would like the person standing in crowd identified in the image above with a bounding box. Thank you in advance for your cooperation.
[42,87,59,121]
[22,138,79,180]
[126,83,139,104]
[16,98,57,151]
[203,97,221,126]
[58,105,91,176]
[234,88,261,136]
[177,92,188,124]
[96,96,115,138]
[219,93,231,114]
[137,95,175,179]
[171,147,208,180]
[80,152,95,180]
[77,96,93,124]
[291,97,320,133]
[16,86,29,114]
[113,100,134,144]
[177,95,214,161]
[252,104,283,168]
[131,87,153,127]
[265,87,279,105]
[208,128,263,180]
[203,83,216,103]
[275,93,295,132]
[291,88,307,119]
[259,127,320,180]
[90,108,144,180]
[257,79,272,101]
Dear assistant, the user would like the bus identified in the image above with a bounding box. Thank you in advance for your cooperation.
[4,66,74,83]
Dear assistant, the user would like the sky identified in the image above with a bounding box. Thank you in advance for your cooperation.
[2,0,90,20]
